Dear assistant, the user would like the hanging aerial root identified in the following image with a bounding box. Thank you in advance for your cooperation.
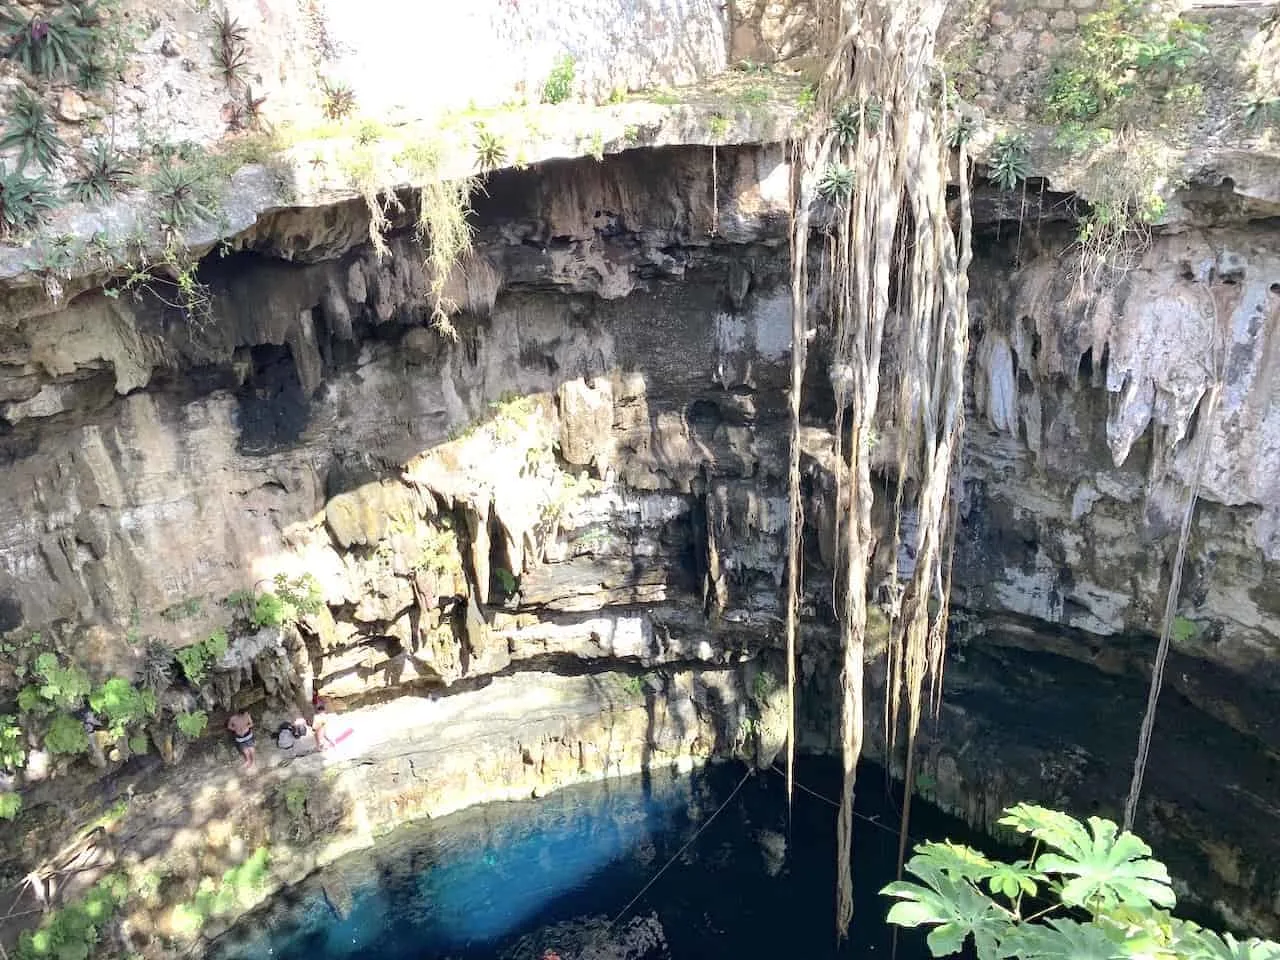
[781,0,973,941]
[783,135,819,820]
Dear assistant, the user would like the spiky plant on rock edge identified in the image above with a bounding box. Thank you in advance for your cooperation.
[0,88,67,173]
[67,141,134,204]
[150,160,218,230]
[0,163,57,237]
[0,5,92,80]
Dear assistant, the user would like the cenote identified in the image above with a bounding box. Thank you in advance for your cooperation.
[209,759,968,960]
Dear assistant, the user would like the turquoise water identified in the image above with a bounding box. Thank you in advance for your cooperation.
[209,760,968,960]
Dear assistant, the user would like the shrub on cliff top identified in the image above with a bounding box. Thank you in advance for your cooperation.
[542,54,576,104]
[1043,0,1208,125]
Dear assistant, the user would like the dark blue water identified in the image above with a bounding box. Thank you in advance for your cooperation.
[210,760,973,960]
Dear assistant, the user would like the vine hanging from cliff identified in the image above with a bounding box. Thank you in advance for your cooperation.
[782,0,973,939]
[1122,261,1229,832]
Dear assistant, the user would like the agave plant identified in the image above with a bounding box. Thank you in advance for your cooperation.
[0,7,91,79]
[242,85,268,130]
[224,85,268,132]
[0,89,66,173]
[817,162,856,203]
[70,2,104,28]
[0,163,57,237]
[832,98,883,146]
[474,126,507,173]
[67,141,134,204]
[321,79,356,120]
[210,7,250,92]
[1241,94,1280,131]
[211,6,248,45]
[151,160,218,230]
[988,133,1031,190]
[76,52,110,90]
[947,114,978,150]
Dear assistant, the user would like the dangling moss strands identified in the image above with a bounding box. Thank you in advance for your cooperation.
[782,0,973,939]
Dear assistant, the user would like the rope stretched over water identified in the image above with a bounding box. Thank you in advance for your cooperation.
[610,767,754,928]
[768,764,926,845]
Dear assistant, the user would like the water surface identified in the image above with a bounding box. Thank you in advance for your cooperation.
[211,759,973,960]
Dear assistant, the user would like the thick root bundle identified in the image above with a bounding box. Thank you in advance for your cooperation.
[782,0,973,938]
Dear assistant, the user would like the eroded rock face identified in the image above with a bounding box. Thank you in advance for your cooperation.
[2,145,1280,934]
[961,227,1280,687]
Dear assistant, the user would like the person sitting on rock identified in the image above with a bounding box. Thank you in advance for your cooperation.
[312,703,354,752]
[227,711,256,769]
[276,717,309,750]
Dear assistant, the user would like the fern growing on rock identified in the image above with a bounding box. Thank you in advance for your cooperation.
[175,710,208,739]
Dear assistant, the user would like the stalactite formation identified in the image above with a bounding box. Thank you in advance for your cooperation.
[1122,271,1227,832]
[782,0,973,939]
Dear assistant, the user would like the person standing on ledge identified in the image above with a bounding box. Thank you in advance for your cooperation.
[227,710,256,769]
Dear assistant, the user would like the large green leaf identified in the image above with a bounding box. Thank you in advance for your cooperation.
[1000,804,1174,911]
[909,842,1043,902]
[884,861,1012,958]
[1000,803,1095,850]
[913,842,998,883]
[987,860,1043,901]
[1173,922,1280,960]
[996,918,1131,960]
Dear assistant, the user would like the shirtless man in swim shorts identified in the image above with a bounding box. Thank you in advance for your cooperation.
[227,710,256,769]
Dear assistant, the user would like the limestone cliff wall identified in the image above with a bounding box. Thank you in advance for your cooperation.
[1,144,1279,933]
